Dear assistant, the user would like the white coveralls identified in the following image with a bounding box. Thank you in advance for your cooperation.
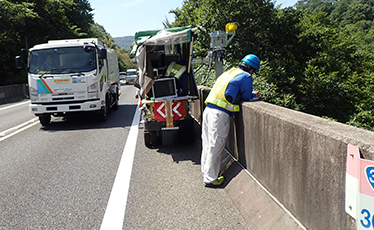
[201,107,230,184]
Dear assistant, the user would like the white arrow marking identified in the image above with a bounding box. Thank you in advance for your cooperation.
[156,103,166,118]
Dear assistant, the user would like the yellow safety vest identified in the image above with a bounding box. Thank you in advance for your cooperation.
[205,67,244,112]
[165,62,186,79]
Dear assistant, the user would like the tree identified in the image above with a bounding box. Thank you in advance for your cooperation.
[170,0,303,107]
[170,0,277,62]
[295,0,337,14]
[0,0,95,86]
[0,1,38,85]
[170,0,374,130]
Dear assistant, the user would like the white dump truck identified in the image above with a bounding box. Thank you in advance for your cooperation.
[15,38,120,126]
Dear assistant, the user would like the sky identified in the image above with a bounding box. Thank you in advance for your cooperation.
[89,0,299,38]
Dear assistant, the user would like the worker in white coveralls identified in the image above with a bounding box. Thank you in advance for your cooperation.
[201,54,261,187]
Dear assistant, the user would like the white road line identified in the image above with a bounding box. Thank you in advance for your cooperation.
[0,100,30,111]
[0,117,39,136]
[100,105,140,230]
[0,118,39,142]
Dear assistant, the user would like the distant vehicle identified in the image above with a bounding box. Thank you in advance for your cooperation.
[125,69,137,84]
[119,72,127,80]
[119,72,127,85]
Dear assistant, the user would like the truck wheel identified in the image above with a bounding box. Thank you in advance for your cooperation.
[39,115,51,126]
[144,131,160,148]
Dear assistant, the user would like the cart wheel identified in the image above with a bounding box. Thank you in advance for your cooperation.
[181,120,195,143]
[144,131,160,148]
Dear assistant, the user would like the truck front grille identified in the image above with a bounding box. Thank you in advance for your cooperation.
[46,107,58,111]
[53,97,74,101]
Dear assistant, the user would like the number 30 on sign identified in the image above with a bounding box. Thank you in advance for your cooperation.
[360,208,374,229]
[358,164,374,230]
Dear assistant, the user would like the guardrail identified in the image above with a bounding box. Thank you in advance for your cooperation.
[189,86,373,230]
[0,84,29,104]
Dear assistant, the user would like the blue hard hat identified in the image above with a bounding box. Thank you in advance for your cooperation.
[241,54,260,70]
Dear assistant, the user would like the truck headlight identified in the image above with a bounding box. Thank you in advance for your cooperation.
[87,82,98,99]
[29,87,38,102]
[87,82,98,92]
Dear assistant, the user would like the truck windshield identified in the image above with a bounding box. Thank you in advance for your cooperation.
[29,47,96,74]
[127,70,137,75]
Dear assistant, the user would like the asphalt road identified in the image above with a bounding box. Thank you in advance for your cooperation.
[0,100,35,132]
[0,84,249,229]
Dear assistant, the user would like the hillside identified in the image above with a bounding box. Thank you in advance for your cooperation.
[113,36,134,49]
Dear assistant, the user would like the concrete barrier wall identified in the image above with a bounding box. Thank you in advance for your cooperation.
[191,86,374,229]
[0,84,29,104]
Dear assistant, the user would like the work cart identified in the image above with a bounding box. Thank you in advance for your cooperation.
[130,26,199,147]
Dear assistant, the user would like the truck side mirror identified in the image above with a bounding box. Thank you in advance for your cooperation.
[98,48,107,59]
[15,56,24,69]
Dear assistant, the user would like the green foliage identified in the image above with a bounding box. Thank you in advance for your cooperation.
[294,0,374,129]
[0,0,95,85]
[0,0,133,85]
[254,60,299,110]
[348,110,374,131]
[171,0,374,131]
[0,1,38,85]
[170,0,278,62]
[87,23,137,72]
[193,62,233,88]
[295,0,337,14]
